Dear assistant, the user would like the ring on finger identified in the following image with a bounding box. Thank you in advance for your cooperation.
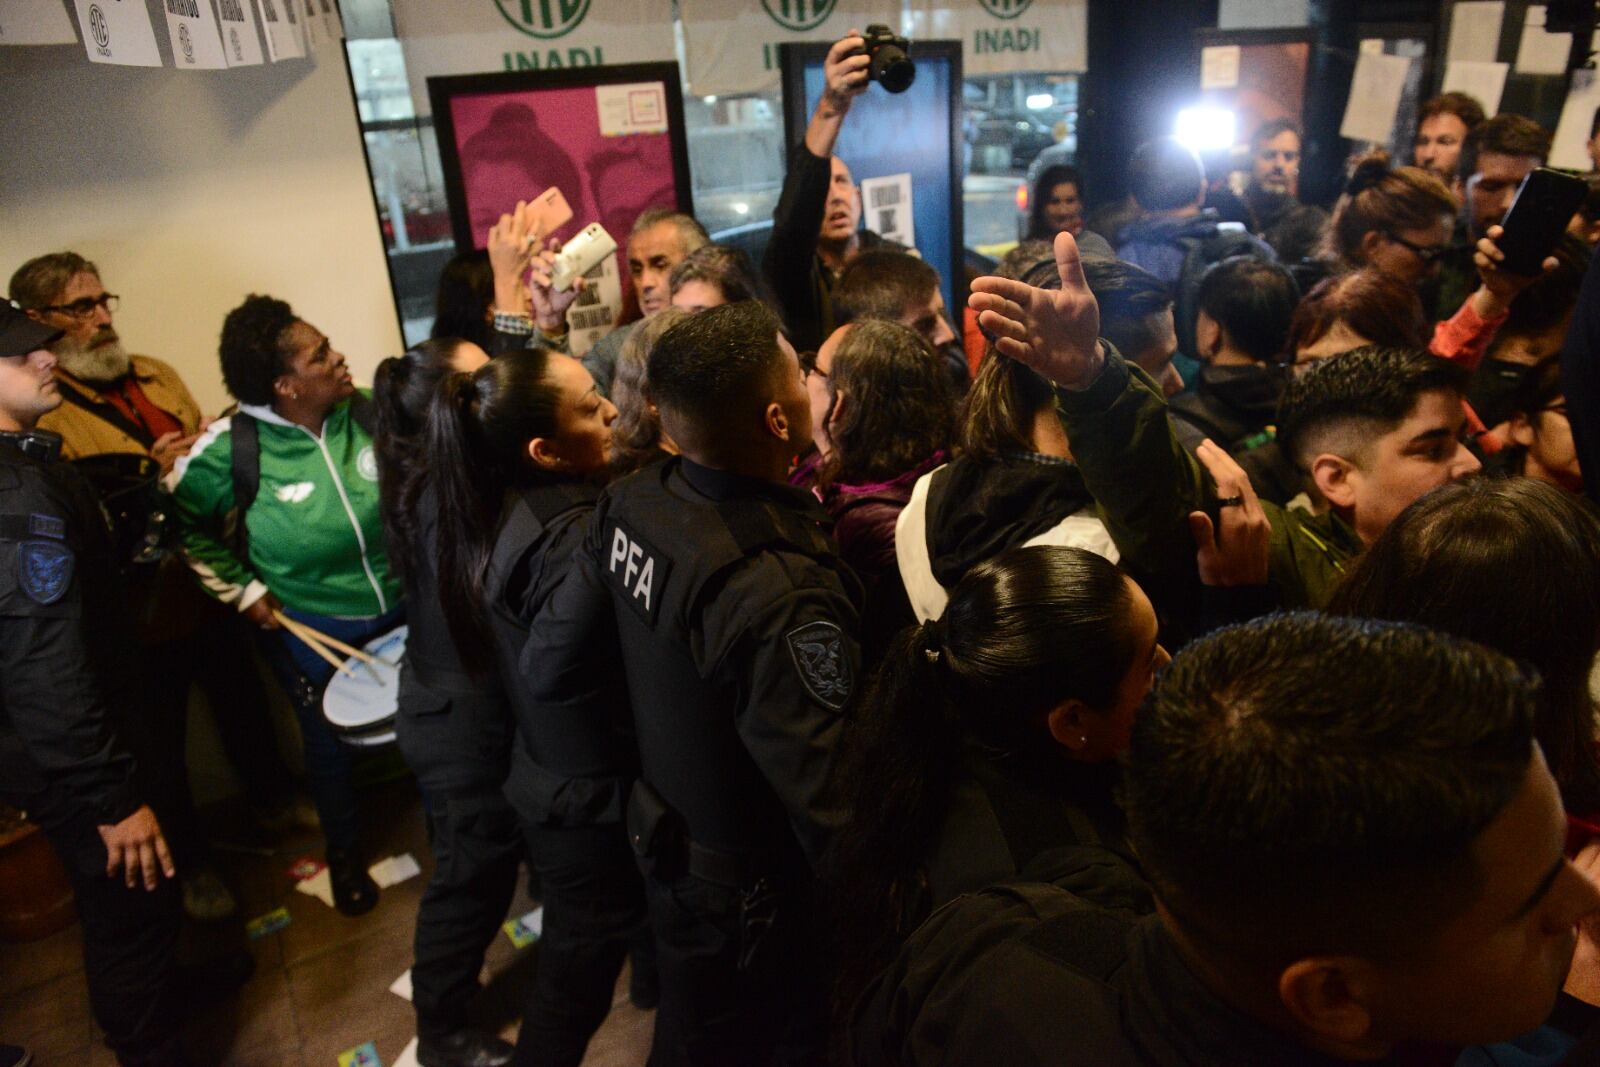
[1217,495,1245,508]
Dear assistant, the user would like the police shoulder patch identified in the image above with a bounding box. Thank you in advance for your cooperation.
[785,619,852,711]
[18,539,74,604]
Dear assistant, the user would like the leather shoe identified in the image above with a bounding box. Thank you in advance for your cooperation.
[327,849,379,917]
[416,1029,514,1067]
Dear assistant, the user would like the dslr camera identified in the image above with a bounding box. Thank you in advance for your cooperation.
[860,24,915,93]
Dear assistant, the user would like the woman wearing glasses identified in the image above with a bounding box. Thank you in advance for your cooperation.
[1313,155,1555,456]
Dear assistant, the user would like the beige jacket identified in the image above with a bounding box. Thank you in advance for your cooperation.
[37,355,203,460]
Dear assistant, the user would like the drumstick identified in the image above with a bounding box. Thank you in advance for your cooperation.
[275,614,391,669]
[273,612,355,678]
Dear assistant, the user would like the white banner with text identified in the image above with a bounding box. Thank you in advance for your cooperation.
[391,0,674,117]
[907,0,1086,76]
[678,0,881,97]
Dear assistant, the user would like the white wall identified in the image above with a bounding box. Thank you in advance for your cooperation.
[1219,0,1310,29]
[0,38,402,415]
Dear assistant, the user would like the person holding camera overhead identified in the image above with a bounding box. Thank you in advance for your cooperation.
[763,28,910,355]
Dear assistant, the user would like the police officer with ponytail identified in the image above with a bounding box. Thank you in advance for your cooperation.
[421,347,646,1067]
[522,301,863,1066]
[373,337,521,1067]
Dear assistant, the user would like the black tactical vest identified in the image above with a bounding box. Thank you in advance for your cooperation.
[593,458,858,859]
[486,480,638,826]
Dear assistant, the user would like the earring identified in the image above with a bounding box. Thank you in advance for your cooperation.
[289,391,299,400]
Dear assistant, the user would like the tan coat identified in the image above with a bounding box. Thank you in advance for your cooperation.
[37,354,204,460]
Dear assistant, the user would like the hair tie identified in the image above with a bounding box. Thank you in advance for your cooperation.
[921,617,946,663]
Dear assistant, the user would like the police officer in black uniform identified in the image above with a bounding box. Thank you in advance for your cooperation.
[0,301,186,1066]
[522,301,863,1067]
[487,473,650,1067]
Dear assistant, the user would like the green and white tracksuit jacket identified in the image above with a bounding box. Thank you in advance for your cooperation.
[164,396,401,619]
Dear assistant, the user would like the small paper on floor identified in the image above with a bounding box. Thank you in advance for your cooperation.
[292,854,421,909]
[294,867,335,907]
[246,906,291,939]
[503,906,543,948]
[369,853,422,888]
[389,968,413,1001]
[392,1038,420,1067]
[336,1040,382,1067]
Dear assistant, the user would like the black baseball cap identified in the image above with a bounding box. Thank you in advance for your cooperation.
[0,300,62,358]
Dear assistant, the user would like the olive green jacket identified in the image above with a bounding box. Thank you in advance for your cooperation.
[1053,344,1362,613]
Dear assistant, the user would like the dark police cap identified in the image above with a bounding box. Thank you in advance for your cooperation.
[0,300,63,359]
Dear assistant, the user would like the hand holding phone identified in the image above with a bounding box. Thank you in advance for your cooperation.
[1495,167,1587,275]
[525,186,574,247]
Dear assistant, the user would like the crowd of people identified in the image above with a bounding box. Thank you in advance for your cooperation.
[7,25,1600,1067]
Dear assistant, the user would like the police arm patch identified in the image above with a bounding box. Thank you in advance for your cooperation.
[785,620,852,711]
[18,540,74,604]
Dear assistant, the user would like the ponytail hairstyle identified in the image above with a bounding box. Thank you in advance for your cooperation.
[373,338,473,579]
[825,545,1141,1017]
[1325,151,1456,267]
[425,348,563,674]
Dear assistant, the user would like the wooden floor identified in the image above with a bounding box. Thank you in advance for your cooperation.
[0,781,654,1066]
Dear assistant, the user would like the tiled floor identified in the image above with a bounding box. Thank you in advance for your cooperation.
[0,781,654,1066]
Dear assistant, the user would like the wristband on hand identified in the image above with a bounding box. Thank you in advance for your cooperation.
[492,310,534,336]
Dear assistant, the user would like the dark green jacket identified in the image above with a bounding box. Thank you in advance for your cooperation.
[1053,344,1362,613]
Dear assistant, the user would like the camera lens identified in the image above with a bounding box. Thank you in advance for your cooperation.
[872,45,915,93]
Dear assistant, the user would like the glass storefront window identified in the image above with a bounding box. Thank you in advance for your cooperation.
[343,8,1080,342]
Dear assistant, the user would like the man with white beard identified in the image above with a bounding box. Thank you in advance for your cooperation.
[9,253,203,472]
[9,252,311,924]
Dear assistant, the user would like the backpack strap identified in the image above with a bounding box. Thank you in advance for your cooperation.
[348,393,377,438]
[54,384,157,449]
[229,410,260,517]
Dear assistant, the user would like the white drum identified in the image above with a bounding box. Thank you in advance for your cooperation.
[321,626,406,747]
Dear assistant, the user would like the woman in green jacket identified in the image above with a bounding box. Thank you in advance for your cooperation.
[166,294,402,915]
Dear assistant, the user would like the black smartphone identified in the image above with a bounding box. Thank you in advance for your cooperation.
[1496,167,1588,275]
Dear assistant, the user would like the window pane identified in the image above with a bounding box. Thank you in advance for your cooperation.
[963,72,1078,254]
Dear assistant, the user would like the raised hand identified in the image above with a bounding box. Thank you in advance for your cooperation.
[528,237,586,333]
[1473,223,1560,319]
[487,200,541,315]
[968,231,1102,390]
[823,29,871,108]
[1187,439,1272,587]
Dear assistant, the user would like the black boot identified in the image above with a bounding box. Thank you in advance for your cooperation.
[416,1029,514,1067]
[327,848,379,917]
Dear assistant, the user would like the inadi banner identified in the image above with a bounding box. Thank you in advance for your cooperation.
[907,0,1086,76]
[678,0,882,97]
[391,0,675,117]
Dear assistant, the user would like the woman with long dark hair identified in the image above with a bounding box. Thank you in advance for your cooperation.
[811,320,952,662]
[827,544,1167,1016]
[894,342,1118,624]
[430,250,496,350]
[1328,477,1600,832]
[1026,164,1086,241]
[372,337,522,1067]
[422,347,646,1067]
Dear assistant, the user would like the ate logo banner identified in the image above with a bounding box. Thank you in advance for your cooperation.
[494,0,591,38]
[762,0,836,32]
[980,0,1035,17]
